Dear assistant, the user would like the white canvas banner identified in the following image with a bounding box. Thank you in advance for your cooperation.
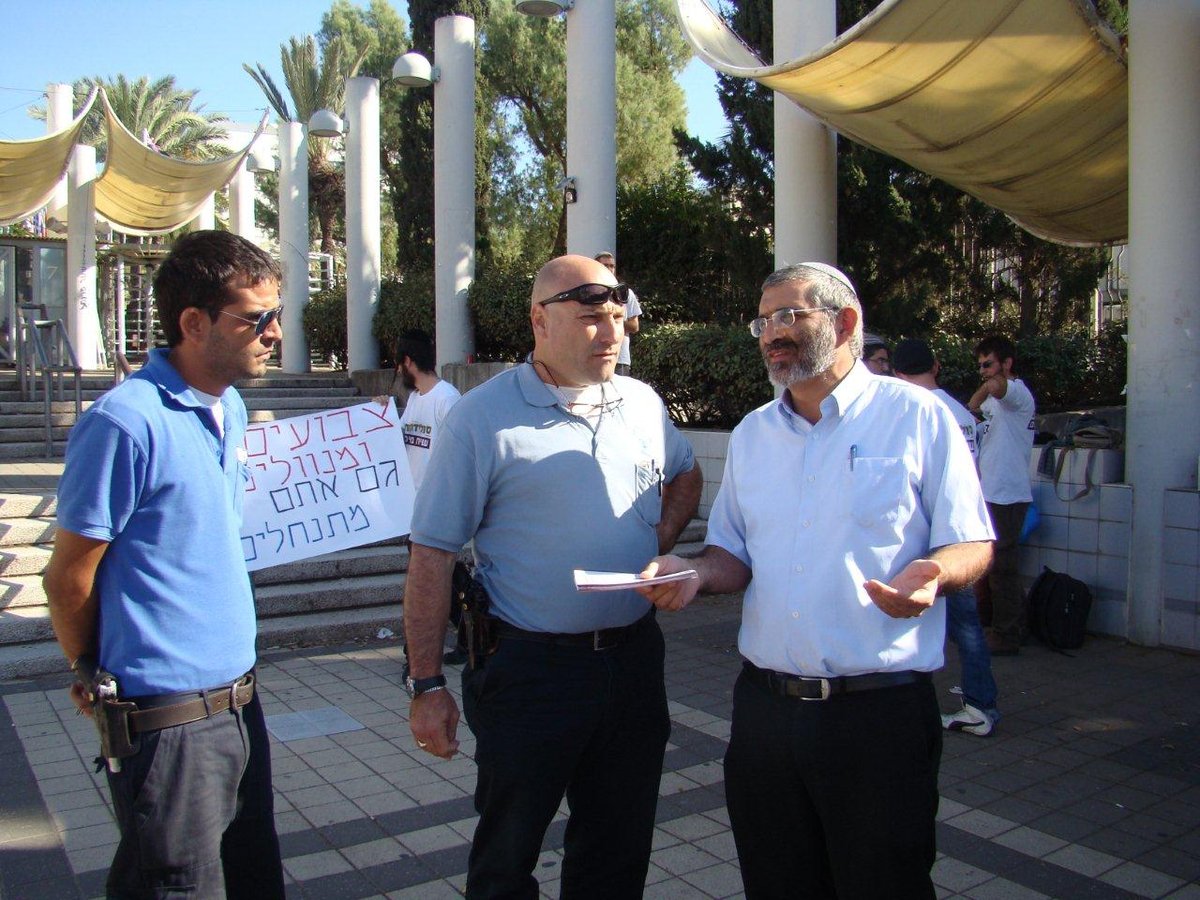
[239,400,414,571]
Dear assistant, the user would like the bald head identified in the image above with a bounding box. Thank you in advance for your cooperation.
[531,255,616,309]
[529,255,625,388]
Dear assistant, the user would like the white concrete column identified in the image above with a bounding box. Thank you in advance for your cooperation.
[565,0,616,257]
[229,162,258,245]
[346,76,381,372]
[434,16,477,371]
[46,83,73,227]
[773,0,837,268]
[115,257,126,367]
[1126,0,1200,646]
[66,144,103,368]
[278,121,311,373]
[189,195,216,231]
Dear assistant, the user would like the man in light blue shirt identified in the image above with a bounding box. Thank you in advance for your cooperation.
[404,254,702,899]
[640,263,993,899]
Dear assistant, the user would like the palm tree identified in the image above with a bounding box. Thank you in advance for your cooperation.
[244,35,368,254]
[28,74,230,163]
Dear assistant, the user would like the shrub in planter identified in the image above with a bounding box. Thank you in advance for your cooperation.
[303,286,348,367]
[373,269,436,367]
[636,323,772,429]
[468,268,536,362]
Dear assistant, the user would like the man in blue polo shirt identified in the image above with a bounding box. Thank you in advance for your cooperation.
[404,254,703,899]
[43,230,285,898]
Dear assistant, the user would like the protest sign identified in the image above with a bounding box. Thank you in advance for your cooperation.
[239,399,414,571]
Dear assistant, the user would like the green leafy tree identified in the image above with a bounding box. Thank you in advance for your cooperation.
[29,75,230,163]
[482,0,690,260]
[244,35,369,254]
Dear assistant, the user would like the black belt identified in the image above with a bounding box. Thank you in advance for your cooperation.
[125,674,255,733]
[743,661,929,701]
[493,609,654,651]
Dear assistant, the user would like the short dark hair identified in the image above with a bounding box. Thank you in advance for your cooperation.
[152,230,280,347]
[395,329,436,374]
[974,335,1017,366]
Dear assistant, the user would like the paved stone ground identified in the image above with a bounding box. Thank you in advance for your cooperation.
[1,593,1197,899]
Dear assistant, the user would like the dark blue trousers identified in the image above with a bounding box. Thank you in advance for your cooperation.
[104,690,284,899]
[462,616,670,900]
[724,669,942,899]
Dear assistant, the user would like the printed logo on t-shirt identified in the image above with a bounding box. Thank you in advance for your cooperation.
[403,422,432,450]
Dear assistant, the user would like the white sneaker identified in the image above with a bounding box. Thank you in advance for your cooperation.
[941,703,995,737]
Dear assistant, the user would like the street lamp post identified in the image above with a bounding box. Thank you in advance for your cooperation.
[344,77,382,373]
[393,16,478,373]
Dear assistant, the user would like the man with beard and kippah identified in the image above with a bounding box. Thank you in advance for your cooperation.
[637,263,994,899]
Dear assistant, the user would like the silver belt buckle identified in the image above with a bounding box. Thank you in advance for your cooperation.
[800,677,832,701]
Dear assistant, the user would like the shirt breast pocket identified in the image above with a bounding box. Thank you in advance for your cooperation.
[846,457,910,529]
[632,460,662,527]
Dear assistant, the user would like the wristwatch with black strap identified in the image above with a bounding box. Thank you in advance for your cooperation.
[405,673,447,698]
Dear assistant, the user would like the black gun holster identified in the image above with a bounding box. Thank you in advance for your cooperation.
[452,562,498,670]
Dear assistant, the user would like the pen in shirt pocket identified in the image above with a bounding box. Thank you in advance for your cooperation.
[849,444,858,471]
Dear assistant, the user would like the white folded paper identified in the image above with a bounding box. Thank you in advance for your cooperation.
[573,568,699,592]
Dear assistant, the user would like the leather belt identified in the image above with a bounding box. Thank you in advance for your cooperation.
[493,609,654,651]
[126,674,255,733]
[743,661,929,701]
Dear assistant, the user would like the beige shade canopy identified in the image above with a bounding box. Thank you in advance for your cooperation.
[0,88,266,235]
[95,92,265,235]
[676,0,1128,246]
[0,87,97,226]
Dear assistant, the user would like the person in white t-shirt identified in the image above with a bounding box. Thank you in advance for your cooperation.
[395,331,462,491]
[595,251,641,376]
[969,335,1036,657]
[894,338,999,737]
[383,330,463,667]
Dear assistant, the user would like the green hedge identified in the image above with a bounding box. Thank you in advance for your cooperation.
[302,286,348,367]
[636,323,773,429]
[373,270,436,367]
[368,257,1126,425]
[468,268,535,362]
[904,325,1127,412]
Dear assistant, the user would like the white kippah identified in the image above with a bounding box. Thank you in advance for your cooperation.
[798,261,857,298]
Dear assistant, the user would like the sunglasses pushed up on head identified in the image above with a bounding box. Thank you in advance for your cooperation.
[538,283,630,307]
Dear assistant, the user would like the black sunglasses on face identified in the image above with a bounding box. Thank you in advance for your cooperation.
[221,305,284,335]
[538,283,629,307]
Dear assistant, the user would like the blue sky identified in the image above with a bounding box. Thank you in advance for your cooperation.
[0,0,726,144]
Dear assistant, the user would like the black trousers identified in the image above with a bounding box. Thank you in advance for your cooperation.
[724,668,942,900]
[461,615,670,900]
[105,690,284,899]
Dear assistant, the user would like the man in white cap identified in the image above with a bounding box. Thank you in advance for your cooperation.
[638,262,994,898]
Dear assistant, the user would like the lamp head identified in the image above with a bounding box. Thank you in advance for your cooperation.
[247,147,277,173]
[392,52,437,88]
[308,109,344,138]
[516,0,572,16]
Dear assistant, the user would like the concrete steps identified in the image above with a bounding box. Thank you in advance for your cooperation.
[0,520,411,680]
[0,368,363,460]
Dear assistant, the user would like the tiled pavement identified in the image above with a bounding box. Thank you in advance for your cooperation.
[1,594,1198,899]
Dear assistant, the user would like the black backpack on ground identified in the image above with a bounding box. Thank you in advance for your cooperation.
[1027,567,1093,652]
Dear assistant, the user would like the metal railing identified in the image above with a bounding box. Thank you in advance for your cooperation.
[17,304,82,456]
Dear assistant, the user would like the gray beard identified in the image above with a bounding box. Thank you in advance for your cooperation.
[764,328,837,388]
